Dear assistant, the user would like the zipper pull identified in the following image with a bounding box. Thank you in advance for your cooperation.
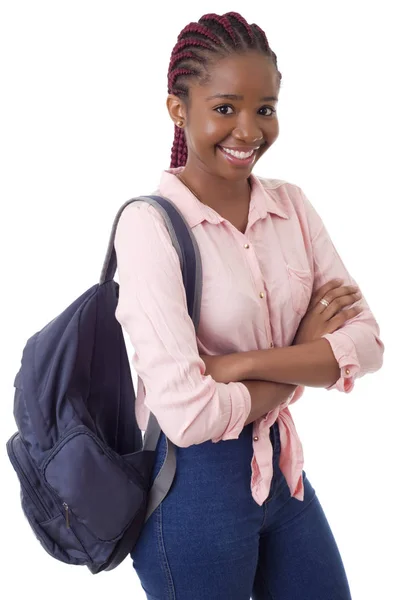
[62,502,70,528]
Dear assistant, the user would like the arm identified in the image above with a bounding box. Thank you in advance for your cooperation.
[242,380,297,425]
[201,339,340,388]
[299,189,384,392]
[114,202,293,446]
[202,189,384,392]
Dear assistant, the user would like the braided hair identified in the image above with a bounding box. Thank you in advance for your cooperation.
[167,12,282,168]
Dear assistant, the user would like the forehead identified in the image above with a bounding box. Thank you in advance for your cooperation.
[194,52,279,98]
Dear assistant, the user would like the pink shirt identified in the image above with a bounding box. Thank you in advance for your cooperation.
[114,167,384,505]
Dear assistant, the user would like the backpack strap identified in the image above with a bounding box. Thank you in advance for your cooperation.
[99,195,202,523]
[100,195,202,329]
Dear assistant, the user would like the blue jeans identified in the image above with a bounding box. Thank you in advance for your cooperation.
[131,422,352,599]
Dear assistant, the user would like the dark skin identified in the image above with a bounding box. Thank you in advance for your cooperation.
[167,51,279,233]
[166,51,362,393]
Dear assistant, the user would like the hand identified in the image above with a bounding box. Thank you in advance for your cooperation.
[199,354,240,384]
[293,279,363,345]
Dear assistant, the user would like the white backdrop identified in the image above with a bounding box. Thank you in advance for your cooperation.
[0,1,398,599]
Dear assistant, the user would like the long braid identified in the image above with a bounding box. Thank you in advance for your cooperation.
[168,12,282,168]
[170,124,188,170]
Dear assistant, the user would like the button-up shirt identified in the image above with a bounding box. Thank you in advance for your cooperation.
[114,167,384,505]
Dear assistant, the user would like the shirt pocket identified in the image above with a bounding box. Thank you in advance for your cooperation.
[286,265,314,316]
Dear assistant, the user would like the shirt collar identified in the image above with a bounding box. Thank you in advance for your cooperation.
[157,166,289,229]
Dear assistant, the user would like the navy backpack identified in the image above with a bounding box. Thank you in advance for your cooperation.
[6,195,202,574]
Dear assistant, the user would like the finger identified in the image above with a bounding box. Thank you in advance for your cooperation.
[315,285,360,316]
[324,305,363,333]
[317,289,361,317]
[313,278,344,300]
[310,279,344,309]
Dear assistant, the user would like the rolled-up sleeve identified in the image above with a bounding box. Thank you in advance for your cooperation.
[300,189,384,392]
[114,202,251,447]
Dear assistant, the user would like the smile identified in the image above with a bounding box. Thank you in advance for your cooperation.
[220,147,258,159]
[217,145,260,167]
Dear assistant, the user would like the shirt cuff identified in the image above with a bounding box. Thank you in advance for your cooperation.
[211,382,251,442]
[322,332,361,393]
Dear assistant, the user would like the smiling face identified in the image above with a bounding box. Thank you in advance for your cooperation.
[167,51,280,183]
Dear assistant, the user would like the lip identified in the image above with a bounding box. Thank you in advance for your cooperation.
[217,145,258,167]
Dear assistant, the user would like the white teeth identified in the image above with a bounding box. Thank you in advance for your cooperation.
[222,147,257,159]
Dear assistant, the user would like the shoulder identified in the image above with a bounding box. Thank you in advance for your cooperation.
[115,198,175,258]
[255,175,309,216]
[116,198,170,236]
[119,198,165,221]
[257,175,303,197]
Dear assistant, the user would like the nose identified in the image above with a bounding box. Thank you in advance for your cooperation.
[232,114,264,145]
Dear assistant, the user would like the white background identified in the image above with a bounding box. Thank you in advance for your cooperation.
[0,1,398,598]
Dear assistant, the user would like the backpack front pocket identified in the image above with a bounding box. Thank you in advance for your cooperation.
[7,433,53,523]
[43,426,146,542]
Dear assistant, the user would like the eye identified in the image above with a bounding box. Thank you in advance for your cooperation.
[259,106,276,116]
[214,105,234,115]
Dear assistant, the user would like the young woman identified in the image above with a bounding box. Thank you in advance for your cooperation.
[114,11,384,600]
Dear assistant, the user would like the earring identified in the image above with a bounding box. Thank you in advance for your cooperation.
[176,120,184,128]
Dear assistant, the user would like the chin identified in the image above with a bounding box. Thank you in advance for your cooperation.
[225,169,255,181]
[221,161,260,182]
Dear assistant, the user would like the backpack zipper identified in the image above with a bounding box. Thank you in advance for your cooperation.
[9,435,87,555]
[62,502,70,528]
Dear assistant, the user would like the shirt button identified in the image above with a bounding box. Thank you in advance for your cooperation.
[259,292,265,299]
[345,368,350,375]
[253,436,259,441]
[244,243,250,249]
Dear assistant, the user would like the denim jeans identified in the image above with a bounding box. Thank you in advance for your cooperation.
[131,421,352,600]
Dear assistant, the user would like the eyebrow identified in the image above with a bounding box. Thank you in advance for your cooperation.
[205,93,278,102]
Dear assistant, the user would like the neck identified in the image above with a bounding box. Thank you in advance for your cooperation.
[177,165,251,210]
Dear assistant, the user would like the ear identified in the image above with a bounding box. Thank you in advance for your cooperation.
[166,94,187,127]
